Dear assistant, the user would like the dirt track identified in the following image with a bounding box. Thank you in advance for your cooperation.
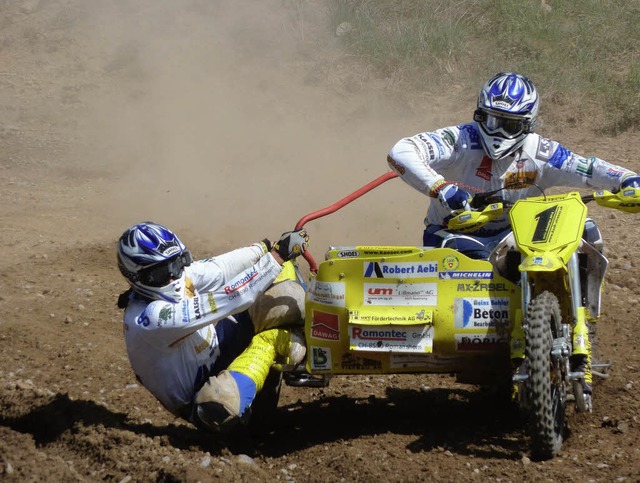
[1,1,640,481]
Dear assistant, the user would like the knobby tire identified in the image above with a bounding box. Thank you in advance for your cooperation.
[525,291,565,460]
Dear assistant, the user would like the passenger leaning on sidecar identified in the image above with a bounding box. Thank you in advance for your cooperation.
[386,72,640,402]
[116,222,309,433]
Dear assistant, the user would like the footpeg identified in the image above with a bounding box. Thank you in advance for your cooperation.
[283,372,331,387]
[592,360,612,379]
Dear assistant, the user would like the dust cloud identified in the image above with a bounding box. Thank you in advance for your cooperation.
[69,0,433,256]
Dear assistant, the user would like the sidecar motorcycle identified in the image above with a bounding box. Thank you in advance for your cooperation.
[271,172,640,460]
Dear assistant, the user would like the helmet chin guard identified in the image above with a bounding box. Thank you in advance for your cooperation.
[130,273,187,303]
[477,128,527,160]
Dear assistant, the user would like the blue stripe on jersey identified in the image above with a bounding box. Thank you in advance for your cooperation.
[548,145,570,169]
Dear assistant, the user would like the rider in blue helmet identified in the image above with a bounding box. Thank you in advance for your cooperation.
[475,72,539,160]
[117,221,309,433]
[387,72,639,255]
[387,72,640,410]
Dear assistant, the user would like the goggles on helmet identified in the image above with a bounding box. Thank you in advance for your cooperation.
[474,109,531,139]
[138,251,193,287]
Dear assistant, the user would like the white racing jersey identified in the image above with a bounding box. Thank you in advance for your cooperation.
[122,243,282,415]
[388,122,637,232]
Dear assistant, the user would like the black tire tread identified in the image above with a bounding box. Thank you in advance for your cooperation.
[525,291,565,459]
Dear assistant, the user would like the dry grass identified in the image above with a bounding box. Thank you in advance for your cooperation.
[321,0,640,134]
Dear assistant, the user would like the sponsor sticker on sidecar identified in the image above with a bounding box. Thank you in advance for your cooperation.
[454,297,510,328]
[350,307,433,325]
[456,282,509,292]
[310,346,332,371]
[360,248,415,256]
[439,271,494,280]
[349,324,434,353]
[455,334,508,351]
[308,280,346,307]
[364,283,437,305]
[341,352,383,371]
[336,249,360,258]
[363,261,438,278]
[311,311,340,341]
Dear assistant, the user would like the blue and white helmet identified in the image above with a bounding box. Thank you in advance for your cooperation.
[474,73,539,160]
[117,222,193,303]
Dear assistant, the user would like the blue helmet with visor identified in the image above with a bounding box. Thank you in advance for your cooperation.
[475,72,539,160]
[117,222,193,303]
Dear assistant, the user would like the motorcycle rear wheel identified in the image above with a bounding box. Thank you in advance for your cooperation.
[525,291,566,460]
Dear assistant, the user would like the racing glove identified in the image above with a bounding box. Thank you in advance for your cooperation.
[437,183,472,212]
[273,229,309,261]
[621,174,640,189]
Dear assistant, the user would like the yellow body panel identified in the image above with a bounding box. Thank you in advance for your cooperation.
[295,189,640,386]
[304,246,519,375]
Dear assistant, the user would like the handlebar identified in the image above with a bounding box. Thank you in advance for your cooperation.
[293,176,640,274]
[448,187,640,232]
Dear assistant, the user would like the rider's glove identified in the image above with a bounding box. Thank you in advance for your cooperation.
[273,229,309,261]
[621,174,640,189]
[437,183,471,212]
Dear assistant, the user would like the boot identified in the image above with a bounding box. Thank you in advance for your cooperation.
[193,370,252,432]
[192,328,304,432]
